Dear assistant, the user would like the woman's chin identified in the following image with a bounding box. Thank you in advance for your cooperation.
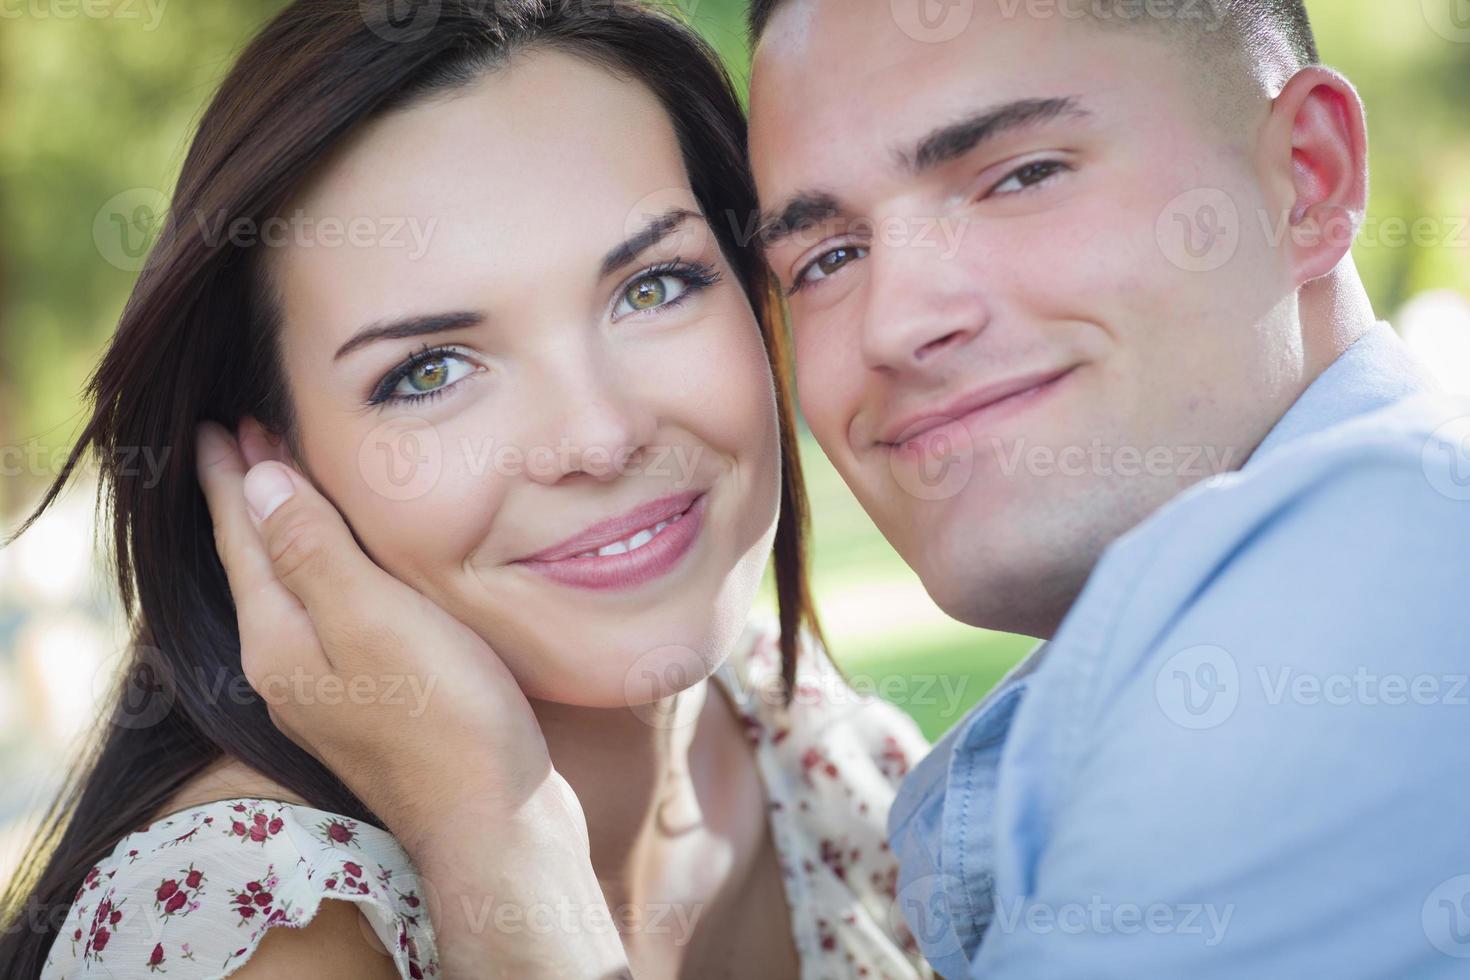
[505,628,735,714]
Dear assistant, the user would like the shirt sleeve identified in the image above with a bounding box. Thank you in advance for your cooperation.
[42,799,437,980]
[971,445,1470,978]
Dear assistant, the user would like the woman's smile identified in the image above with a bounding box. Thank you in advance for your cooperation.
[512,489,710,591]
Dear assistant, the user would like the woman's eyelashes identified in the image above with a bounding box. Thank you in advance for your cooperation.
[785,157,1072,296]
[366,260,723,409]
[612,259,721,321]
[369,343,482,408]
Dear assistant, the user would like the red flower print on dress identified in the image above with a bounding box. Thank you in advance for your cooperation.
[78,889,126,965]
[800,746,840,786]
[226,803,288,845]
[146,942,165,971]
[878,735,911,781]
[871,864,899,901]
[818,837,862,882]
[226,866,283,926]
[315,815,361,848]
[153,862,205,918]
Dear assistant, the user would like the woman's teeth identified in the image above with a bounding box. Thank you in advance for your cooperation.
[573,512,685,560]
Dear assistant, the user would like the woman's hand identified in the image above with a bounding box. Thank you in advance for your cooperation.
[196,418,631,979]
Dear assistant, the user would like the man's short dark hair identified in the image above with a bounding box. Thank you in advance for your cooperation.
[748,0,1319,69]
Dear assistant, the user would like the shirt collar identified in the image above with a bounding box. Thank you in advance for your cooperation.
[1248,321,1438,465]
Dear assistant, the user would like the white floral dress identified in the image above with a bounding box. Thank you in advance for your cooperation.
[42,622,934,979]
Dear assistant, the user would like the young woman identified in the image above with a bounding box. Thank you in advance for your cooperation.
[0,1,932,977]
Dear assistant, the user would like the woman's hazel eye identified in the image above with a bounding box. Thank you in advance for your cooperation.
[407,357,450,392]
[616,273,690,317]
[626,276,669,311]
[377,350,477,405]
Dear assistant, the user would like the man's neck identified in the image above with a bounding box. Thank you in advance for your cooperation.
[1298,259,1378,382]
[1030,263,1380,641]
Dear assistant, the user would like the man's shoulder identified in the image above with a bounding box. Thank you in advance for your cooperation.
[1106,391,1470,585]
[1056,392,1470,706]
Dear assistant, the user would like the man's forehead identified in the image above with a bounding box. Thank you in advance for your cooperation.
[749,0,1090,159]
[757,0,965,74]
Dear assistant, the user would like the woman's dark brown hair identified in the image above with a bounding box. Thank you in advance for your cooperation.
[0,1,823,973]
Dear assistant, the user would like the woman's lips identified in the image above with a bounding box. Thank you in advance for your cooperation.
[513,492,708,592]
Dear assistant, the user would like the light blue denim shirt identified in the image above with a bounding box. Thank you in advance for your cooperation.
[888,321,1470,979]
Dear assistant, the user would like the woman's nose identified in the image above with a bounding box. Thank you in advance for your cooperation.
[523,357,660,486]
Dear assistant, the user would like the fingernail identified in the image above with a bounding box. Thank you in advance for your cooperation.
[243,463,295,523]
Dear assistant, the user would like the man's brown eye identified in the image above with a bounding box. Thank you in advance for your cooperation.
[1015,161,1061,185]
[992,159,1069,196]
[818,248,858,275]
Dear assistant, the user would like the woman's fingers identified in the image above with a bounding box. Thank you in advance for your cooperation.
[195,421,325,689]
[239,451,414,669]
[197,422,277,597]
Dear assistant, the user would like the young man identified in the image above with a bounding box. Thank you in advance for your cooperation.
[746,0,1470,975]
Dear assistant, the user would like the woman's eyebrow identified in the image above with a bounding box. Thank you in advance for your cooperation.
[332,209,703,363]
[334,311,484,362]
[600,207,701,278]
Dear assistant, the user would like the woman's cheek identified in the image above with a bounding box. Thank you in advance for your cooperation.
[690,308,781,458]
[327,419,510,591]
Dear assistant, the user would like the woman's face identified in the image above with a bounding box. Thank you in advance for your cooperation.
[264,48,782,707]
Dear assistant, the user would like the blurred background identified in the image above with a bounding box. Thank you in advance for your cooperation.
[1,0,1467,883]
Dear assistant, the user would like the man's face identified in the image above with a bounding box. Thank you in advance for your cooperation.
[750,0,1304,637]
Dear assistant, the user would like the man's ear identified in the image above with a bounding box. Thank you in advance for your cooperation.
[1258,65,1370,287]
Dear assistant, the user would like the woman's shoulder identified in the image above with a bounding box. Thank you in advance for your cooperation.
[41,769,437,980]
[715,618,935,976]
[716,617,931,788]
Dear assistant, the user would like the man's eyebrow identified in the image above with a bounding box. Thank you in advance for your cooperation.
[754,192,842,251]
[600,207,701,278]
[334,311,483,362]
[902,96,1089,173]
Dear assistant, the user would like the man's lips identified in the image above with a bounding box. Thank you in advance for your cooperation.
[875,366,1081,446]
[514,490,705,563]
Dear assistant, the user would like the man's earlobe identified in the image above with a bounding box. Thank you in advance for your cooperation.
[1269,66,1369,285]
